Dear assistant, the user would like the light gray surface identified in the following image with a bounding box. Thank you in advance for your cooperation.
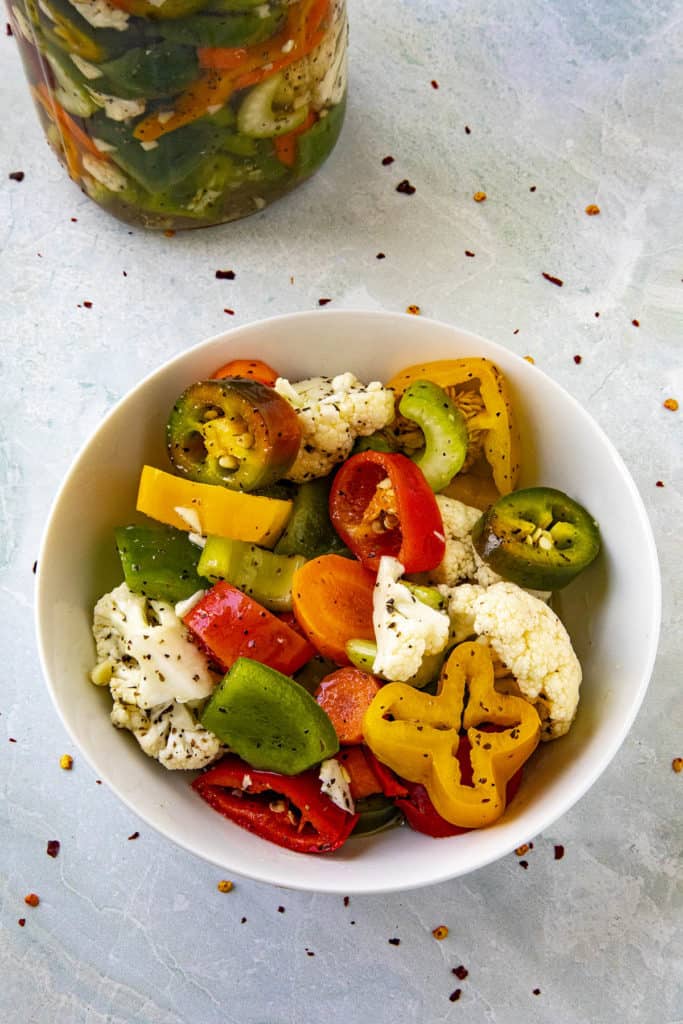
[1,1,681,1021]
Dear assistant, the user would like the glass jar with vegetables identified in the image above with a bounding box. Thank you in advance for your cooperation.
[8,0,347,228]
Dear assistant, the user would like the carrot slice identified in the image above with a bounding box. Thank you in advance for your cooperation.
[211,358,279,386]
[315,667,382,745]
[292,555,376,664]
[336,746,383,799]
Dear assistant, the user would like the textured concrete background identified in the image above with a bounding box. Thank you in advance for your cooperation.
[1,0,681,1021]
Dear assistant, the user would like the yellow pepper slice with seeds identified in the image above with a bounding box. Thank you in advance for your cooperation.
[362,641,540,828]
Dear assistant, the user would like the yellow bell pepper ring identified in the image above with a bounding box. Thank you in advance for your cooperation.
[136,465,292,547]
[362,641,540,829]
[387,358,521,495]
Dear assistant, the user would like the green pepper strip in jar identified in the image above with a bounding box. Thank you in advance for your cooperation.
[398,379,469,492]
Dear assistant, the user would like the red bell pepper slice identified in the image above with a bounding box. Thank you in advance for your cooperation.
[192,755,359,854]
[328,451,445,573]
[183,582,315,676]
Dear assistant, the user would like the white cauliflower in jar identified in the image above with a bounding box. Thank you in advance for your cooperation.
[92,583,223,769]
[273,372,395,482]
[442,581,581,740]
[283,0,347,111]
[111,700,223,771]
[372,556,450,682]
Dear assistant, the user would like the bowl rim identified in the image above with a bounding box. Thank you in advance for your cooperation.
[34,309,662,893]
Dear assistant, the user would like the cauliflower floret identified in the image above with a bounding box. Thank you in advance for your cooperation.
[419,495,502,588]
[111,700,223,770]
[373,556,450,682]
[93,582,216,709]
[274,372,395,482]
[283,1,347,110]
[442,581,581,740]
[319,757,354,813]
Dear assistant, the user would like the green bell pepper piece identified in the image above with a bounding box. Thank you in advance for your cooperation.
[345,638,445,690]
[97,44,199,100]
[472,486,601,590]
[200,656,339,773]
[352,794,403,836]
[159,5,283,47]
[294,97,346,178]
[352,433,396,455]
[294,655,339,695]
[398,379,469,493]
[197,536,305,611]
[274,478,350,560]
[114,524,204,603]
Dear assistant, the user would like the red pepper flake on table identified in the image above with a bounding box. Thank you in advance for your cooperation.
[396,179,416,195]
[432,925,449,940]
[519,859,529,869]
[388,937,401,946]
[542,272,564,286]
[449,989,462,1002]
[663,398,679,411]
[17,918,25,927]
[406,304,421,315]
[223,309,234,315]
[574,355,583,364]
[217,879,233,893]
[127,831,140,841]
[277,905,285,913]
[585,204,601,215]
[32,560,37,574]
[656,481,664,487]
[46,840,60,858]
[381,155,395,165]
[464,250,475,257]
[453,965,468,980]
[672,757,683,773]
[164,230,176,238]
[318,297,332,306]
[6,21,13,35]
[9,171,24,182]
[515,842,532,856]
[8,737,16,743]
[524,355,534,363]
[24,893,40,907]
[554,844,565,860]
[632,319,640,327]
[529,185,537,191]
[473,191,487,202]
[83,300,93,309]
[215,270,236,280]
[533,988,542,996]
[431,80,439,89]
[376,252,386,260]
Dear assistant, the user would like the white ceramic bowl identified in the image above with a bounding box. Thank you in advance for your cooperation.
[36,311,661,893]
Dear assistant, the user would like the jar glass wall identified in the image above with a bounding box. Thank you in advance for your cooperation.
[8,0,347,229]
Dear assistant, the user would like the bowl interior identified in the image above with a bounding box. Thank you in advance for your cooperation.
[36,311,660,893]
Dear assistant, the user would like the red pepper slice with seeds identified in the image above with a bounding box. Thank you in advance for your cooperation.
[192,755,359,854]
[328,451,445,573]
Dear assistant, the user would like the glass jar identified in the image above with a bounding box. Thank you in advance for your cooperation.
[8,0,347,229]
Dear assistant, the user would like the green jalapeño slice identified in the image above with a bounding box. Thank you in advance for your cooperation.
[472,486,601,590]
[167,378,301,492]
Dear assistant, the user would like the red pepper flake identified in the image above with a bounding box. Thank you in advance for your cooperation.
[277,905,285,913]
[464,125,471,134]
[632,318,640,327]
[431,79,439,89]
[594,311,600,317]
[396,179,416,195]
[453,965,469,980]
[663,398,679,411]
[542,272,563,287]
[6,21,13,35]
[672,757,683,773]
[656,480,664,487]
[573,354,582,364]
[127,831,140,841]
[46,840,60,858]
[449,989,462,1002]
[554,844,565,860]
[17,918,25,927]
[519,859,529,869]
[523,354,534,363]
[306,949,315,957]
[9,171,24,182]
[585,204,601,216]
[376,252,386,259]
[241,916,247,923]
[529,185,537,192]
[60,752,74,770]
[318,297,332,306]
[464,250,475,257]
[515,843,531,857]
[406,304,421,315]
[83,300,93,309]
[432,925,449,940]
[95,779,102,784]
[9,737,16,743]
[343,896,350,907]
[381,155,395,166]
[164,229,176,238]
[24,893,40,907]
[473,190,487,202]
[533,988,541,995]
[122,271,127,277]
[350,920,356,925]
[388,937,401,946]
[32,560,37,574]
[223,308,235,315]
[71,217,78,222]
[215,269,235,280]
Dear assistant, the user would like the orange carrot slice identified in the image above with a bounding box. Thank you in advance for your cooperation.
[315,668,382,745]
